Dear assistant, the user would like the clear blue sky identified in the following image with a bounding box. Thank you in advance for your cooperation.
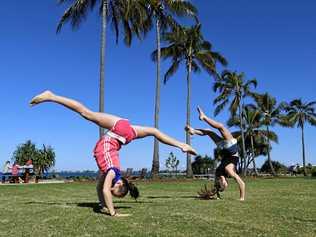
[1,0,315,171]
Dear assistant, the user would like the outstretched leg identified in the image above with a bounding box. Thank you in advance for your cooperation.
[30,90,120,130]
[197,106,234,140]
[185,125,222,144]
[132,126,197,155]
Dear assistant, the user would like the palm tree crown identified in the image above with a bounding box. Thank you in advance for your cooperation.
[153,23,227,82]
[213,70,257,116]
[143,0,197,29]
[283,99,316,128]
[57,0,148,45]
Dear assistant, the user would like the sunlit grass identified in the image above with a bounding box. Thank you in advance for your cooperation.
[0,177,315,237]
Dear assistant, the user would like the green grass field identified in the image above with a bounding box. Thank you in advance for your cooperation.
[0,178,315,237]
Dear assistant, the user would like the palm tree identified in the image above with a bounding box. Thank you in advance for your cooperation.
[213,70,257,174]
[254,93,284,176]
[36,145,56,177]
[143,0,197,178]
[153,24,227,177]
[57,0,148,138]
[282,99,316,176]
[228,104,278,175]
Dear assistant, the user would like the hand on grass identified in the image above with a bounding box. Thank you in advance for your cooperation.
[111,213,131,217]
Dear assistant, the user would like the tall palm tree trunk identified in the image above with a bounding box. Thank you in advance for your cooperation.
[250,135,259,176]
[186,52,193,178]
[238,101,247,176]
[99,0,107,138]
[301,125,307,176]
[151,18,161,179]
[266,125,276,176]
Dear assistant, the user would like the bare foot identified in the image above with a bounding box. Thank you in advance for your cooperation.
[185,125,195,135]
[239,198,245,201]
[197,106,207,121]
[29,90,53,106]
[181,144,197,156]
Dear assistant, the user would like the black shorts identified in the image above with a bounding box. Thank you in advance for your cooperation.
[215,156,239,178]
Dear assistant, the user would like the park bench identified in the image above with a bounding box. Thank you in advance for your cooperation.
[122,168,148,180]
[193,173,215,180]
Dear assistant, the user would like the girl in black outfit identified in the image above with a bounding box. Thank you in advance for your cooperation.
[186,106,245,201]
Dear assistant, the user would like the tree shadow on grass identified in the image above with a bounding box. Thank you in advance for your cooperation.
[23,201,131,213]
[146,195,197,199]
[113,200,153,204]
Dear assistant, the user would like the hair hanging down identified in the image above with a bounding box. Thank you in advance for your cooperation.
[121,177,139,200]
[214,176,225,192]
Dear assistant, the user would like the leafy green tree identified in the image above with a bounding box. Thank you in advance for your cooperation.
[12,140,37,165]
[12,141,56,177]
[144,0,197,179]
[213,71,257,174]
[154,23,227,177]
[57,0,148,138]
[192,155,215,175]
[165,152,180,175]
[282,99,316,176]
[254,93,284,176]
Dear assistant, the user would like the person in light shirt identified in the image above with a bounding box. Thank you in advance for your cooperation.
[2,161,11,183]
[186,106,245,201]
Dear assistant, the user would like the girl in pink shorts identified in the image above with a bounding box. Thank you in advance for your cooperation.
[30,90,197,217]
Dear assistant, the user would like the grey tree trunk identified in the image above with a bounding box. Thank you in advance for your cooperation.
[238,98,247,176]
[99,0,107,138]
[186,51,193,178]
[266,125,276,176]
[301,125,307,176]
[250,135,259,176]
[151,19,161,179]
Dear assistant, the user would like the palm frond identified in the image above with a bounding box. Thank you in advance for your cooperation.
[164,60,180,83]
[214,99,229,116]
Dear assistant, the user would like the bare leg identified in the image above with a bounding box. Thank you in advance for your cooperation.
[96,171,106,208]
[132,126,197,155]
[219,176,228,190]
[225,164,245,201]
[185,125,222,144]
[197,106,233,140]
[30,90,120,129]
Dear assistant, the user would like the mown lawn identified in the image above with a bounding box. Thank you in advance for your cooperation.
[0,177,315,237]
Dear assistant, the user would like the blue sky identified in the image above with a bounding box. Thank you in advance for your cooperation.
[0,0,315,171]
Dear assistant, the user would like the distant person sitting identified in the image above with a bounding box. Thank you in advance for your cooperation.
[11,162,20,183]
[23,159,34,183]
[2,161,11,183]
